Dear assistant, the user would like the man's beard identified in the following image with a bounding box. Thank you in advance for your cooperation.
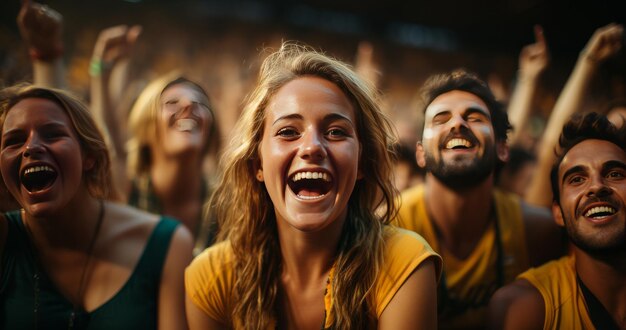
[563,206,626,260]
[424,143,496,190]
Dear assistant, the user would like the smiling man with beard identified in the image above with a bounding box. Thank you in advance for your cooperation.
[395,70,565,329]
[489,113,626,330]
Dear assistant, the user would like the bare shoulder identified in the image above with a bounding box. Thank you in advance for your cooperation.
[521,202,566,266]
[489,279,545,330]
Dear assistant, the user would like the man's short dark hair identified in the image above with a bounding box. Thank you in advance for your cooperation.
[550,112,626,202]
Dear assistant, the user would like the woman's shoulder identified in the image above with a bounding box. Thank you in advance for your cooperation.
[381,226,442,277]
[188,241,234,275]
[383,226,436,254]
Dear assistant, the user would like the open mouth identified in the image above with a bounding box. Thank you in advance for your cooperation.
[445,138,473,150]
[288,171,333,200]
[174,118,198,132]
[21,165,57,192]
[584,205,617,219]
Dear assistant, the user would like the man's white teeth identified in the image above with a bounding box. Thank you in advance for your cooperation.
[292,172,331,182]
[175,119,198,132]
[446,138,472,149]
[24,165,55,175]
[585,206,616,218]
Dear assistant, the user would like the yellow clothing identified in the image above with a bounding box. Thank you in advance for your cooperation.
[395,184,530,329]
[518,256,594,330]
[185,226,441,329]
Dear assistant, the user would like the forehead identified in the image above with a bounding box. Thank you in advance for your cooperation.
[424,90,490,120]
[3,97,71,130]
[559,139,626,177]
[265,76,356,124]
[161,83,207,101]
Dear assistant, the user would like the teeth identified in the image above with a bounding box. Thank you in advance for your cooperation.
[297,194,326,200]
[585,206,616,217]
[24,165,55,175]
[174,119,198,132]
[446,138,472,149]
[292,171,331,182]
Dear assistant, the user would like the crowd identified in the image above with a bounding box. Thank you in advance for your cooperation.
[1,1,625,329]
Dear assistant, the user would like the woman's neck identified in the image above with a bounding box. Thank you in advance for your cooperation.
[149,154,203,203]
[277,216,344,285]
[24,193,102,249]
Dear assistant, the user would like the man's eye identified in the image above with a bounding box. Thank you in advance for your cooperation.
[467,115,484,122]
[607,170,625,179]
[568,176,585,184]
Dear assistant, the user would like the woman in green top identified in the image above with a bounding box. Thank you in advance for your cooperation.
[0,84,193,329]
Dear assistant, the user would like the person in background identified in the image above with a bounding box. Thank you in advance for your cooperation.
[489,112,626,330]
[185,43,442,329]
[525,23,623,208]
[395,69,565,329]
[497,146,537,198]
[0,84,192,329]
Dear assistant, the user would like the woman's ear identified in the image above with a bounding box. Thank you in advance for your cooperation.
[256,168,264,182]
[83,156,95,171]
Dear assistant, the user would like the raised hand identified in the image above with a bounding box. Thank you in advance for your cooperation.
[518,25,550,80]
[17,0,63,61]
[581,23,623,63]
[90,24,142,77]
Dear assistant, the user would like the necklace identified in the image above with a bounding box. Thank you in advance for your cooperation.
[24,199,106,329]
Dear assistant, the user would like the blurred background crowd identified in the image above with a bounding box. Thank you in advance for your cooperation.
[1,0,624,147]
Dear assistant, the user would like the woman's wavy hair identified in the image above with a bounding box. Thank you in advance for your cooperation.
[0,84,116,200]
[211,42,399,328]
[127,73,220,178]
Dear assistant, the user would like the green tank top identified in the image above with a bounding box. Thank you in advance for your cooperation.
[0,210,179,329]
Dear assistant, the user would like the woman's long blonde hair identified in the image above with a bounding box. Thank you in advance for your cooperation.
[211,42,398,328]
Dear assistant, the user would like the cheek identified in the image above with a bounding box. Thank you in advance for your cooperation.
[422,128,434,140]
[476,124,493,136]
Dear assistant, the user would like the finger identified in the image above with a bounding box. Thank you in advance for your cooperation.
[534,25,546,46]
[127,25,143,45]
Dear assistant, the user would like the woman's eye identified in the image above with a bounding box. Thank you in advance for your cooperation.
[276,128,299,138]
[327,128,347,138]
[1,137,22,148]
